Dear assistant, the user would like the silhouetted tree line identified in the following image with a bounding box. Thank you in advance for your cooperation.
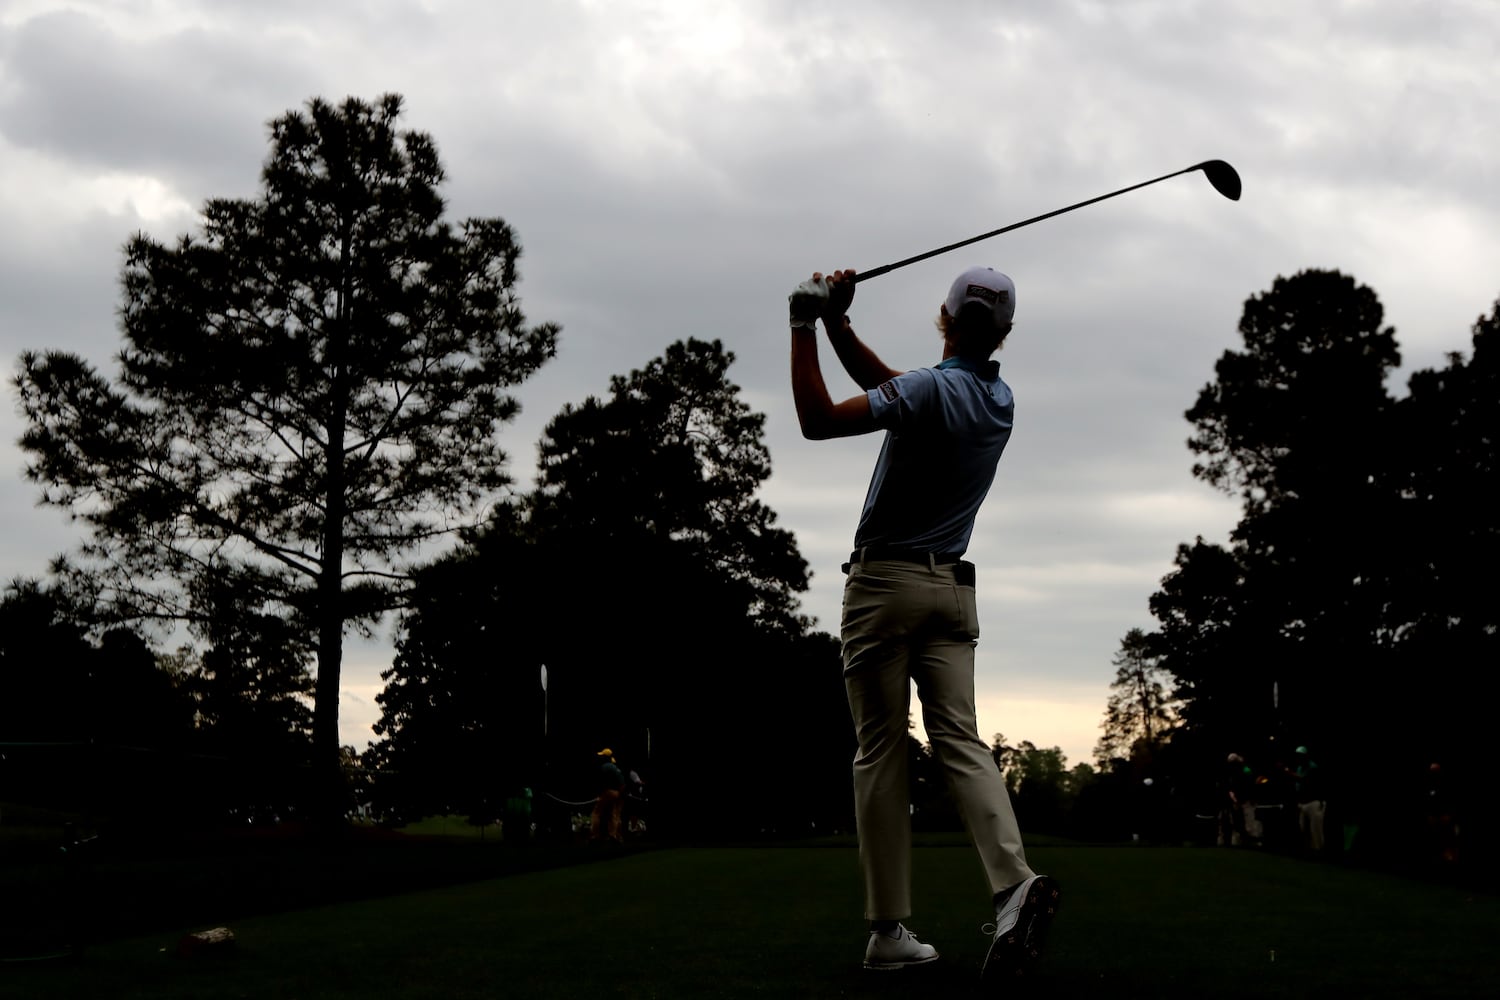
[0,580,317,825]
[2,93,858,837]
[1092,270,1500,875]
[364,337,856,836]
[2,332,855,835]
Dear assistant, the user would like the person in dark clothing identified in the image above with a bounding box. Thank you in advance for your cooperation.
[1218,753,1258,847]
[1286,746,1327,853]
[591,748,625,844]
[1425,761,1459,864]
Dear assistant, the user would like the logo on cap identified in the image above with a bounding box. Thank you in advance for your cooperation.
[966,283,999,304]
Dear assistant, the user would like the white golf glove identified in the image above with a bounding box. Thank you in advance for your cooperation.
[788,276,829,330]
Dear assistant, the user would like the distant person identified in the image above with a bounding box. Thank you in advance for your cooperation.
[1286,746,1326,853]
[1219,753,1257,847]
[504,786,534,843]
[1425,761,1459,864]
[590,748,625,845]
[788,266,1059,981]
[625,766,648,836]
[1255,761,1293,849]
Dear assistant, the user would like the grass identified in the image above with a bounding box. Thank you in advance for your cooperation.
[4,839,1498,998]
[0,811,612,966]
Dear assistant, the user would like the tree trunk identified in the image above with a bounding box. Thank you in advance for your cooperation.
[312,510,345,826]
[311,217,353,828]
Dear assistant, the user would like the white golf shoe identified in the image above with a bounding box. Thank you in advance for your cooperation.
[862,923,939,970]
[981,874,1061,984]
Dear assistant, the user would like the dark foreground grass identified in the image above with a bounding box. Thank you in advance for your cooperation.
[1,819,615,964]
[6,842,1497,999]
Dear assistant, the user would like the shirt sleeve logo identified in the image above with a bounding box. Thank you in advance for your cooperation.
[878,379,900,403]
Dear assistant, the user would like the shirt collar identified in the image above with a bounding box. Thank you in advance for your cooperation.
[936,356,1000,378]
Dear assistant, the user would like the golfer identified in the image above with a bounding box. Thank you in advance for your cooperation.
[788,266,1060,981]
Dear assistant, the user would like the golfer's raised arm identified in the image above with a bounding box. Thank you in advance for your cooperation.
[820,269,902,391]
[789,273,874,440]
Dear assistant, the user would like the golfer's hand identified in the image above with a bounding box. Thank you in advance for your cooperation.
[789,274,829,330]
[821,269,856,321]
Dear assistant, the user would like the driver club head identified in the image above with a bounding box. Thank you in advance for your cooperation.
[1196,160,1242,201]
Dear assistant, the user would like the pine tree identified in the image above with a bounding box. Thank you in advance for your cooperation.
[14,94,557,817]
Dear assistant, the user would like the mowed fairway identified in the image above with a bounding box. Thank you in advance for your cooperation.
[9,841,1498,999]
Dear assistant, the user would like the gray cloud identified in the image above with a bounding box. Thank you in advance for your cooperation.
[0,10,302,195]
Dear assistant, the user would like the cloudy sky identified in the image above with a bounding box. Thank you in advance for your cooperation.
[1,0,1496,767]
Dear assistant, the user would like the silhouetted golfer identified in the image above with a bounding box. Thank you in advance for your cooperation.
[788,266,1060,982]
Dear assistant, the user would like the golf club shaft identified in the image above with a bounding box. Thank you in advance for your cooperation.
[853,163,1212,283]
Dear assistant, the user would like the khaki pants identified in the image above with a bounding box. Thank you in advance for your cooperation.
[592,789,623,842]
[841,557,1034,921]
[1298,799,1326,851]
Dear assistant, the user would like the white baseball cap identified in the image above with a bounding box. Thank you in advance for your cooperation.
[945,266,1016,328]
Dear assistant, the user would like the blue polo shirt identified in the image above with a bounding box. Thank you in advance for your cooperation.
[854,356,1014,555]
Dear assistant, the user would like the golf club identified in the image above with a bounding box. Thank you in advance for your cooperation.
[853,159,1241,283]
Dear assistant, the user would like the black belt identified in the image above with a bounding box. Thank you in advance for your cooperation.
[845,547,964,567]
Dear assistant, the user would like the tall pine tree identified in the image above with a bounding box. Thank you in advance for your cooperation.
[14,95,557,817]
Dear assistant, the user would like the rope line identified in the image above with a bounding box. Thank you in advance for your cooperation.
[546,793,599,807]
[544,793,648,808]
